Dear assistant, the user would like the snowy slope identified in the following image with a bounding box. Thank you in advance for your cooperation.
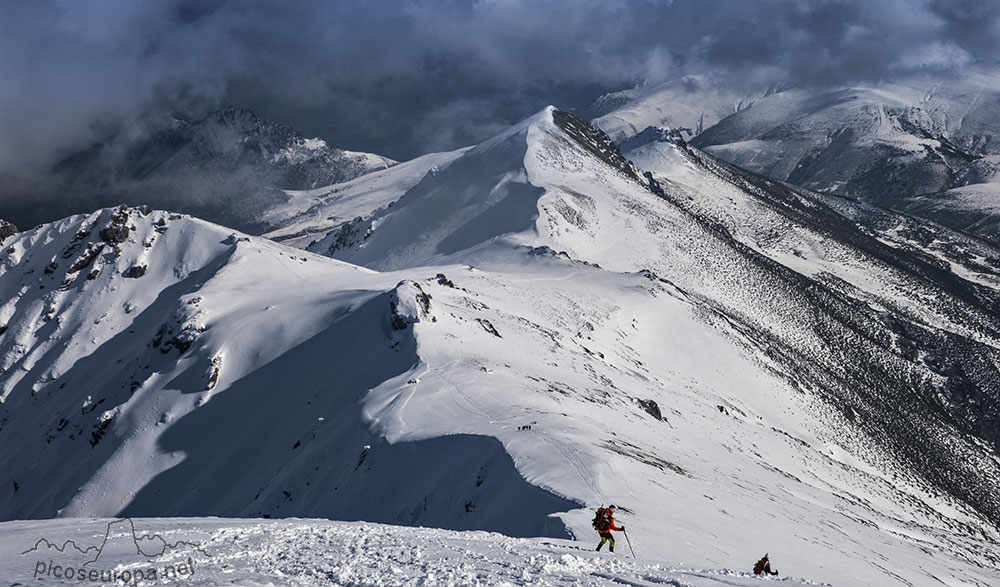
[3,108,1000,586]
[0,206,575,538]
[591,74,761,143]
[0,518,826,586]
[688,84,971,201]
[263,148,468,251]
[301,107,1000,584]
[896,181,1000,244]
[598,71,1000,243]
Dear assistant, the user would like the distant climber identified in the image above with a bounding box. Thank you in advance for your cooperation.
[593,505,624,552]
[753,553,778,576]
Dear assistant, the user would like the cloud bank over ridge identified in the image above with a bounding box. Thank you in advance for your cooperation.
[1,0,997,224]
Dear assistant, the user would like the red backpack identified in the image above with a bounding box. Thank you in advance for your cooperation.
[592,507,611,531]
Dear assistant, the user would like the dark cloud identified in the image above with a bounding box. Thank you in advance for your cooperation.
[1,0,998,226]
[929,0,1000,59]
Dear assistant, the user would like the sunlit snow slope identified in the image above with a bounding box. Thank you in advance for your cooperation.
[2,108,1000,586]
[0,518,826,586]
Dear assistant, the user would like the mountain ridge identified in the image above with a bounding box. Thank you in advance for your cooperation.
[596,71,1000,243]
[2,107,395,234]
[2,108,999,585]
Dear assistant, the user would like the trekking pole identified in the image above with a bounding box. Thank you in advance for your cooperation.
[623,529,636,559]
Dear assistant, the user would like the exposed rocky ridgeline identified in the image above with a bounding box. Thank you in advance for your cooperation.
[623,124,1000,530]
[552,109,642,182]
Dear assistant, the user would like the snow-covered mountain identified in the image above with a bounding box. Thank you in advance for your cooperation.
[10,107,394,234]
[896,182,1000,244]
[591,74,762,144]
[598,71,1000,243]
[689,80,999,200]
[264,148,469,251]
[2,108,999,586]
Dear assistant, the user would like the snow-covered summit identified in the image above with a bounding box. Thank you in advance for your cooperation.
[3,106,1000,586]
[298,106,649,270]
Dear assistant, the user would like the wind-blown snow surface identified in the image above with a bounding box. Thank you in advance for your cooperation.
[0,518,826,586]
[3,108,1000,586]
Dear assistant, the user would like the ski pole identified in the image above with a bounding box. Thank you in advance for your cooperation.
[623,529,636,558]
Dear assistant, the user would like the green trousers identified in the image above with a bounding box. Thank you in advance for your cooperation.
[596,532,615,551]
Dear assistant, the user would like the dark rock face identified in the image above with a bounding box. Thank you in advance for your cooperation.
[152,322,202,355]
[99,205,133,244]
[553,109,641,182]
[324,217,371,257]
[123,265,147,279]
[0,219,17,242]
[67,244,105,274]
[637,399,663,421]
[389,281,432,331]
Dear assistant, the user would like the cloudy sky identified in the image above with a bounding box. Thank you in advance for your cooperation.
[1,0,997,225]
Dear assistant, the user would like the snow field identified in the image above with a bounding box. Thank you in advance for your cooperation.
[0,517,828,586]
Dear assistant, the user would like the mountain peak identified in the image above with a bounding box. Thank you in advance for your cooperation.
[5,94,1000,586]
[0,219,17,242]
[551,109,641,182]
[292,104,656,270]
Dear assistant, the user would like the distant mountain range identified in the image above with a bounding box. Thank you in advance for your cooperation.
[594,70,1000,243]
[2,107,999,585]
[3,107,393,234]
